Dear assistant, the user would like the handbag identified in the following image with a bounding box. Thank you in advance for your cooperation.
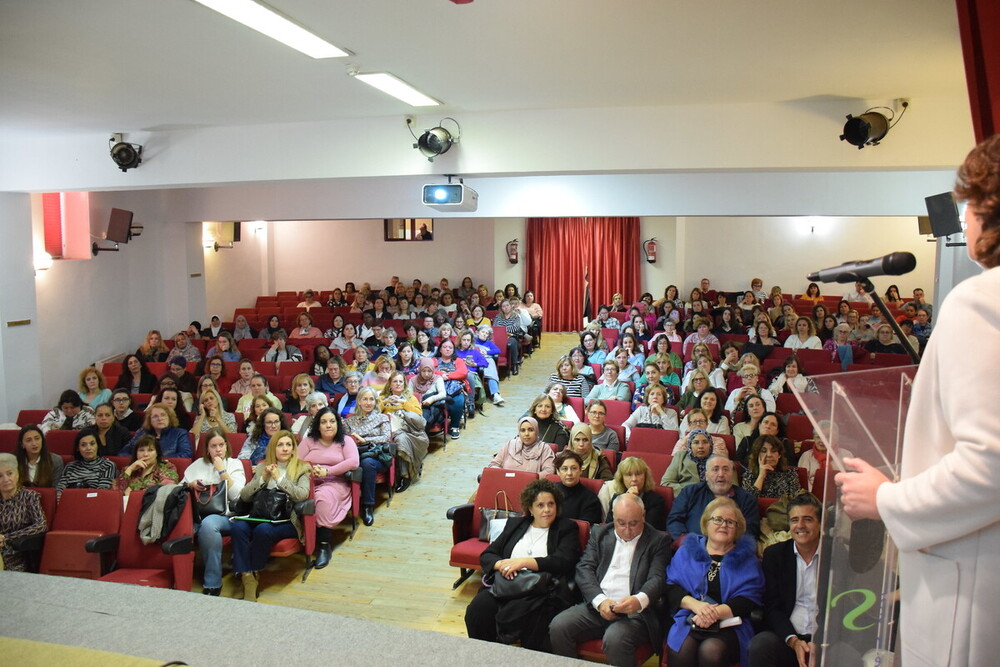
[489,570,553,601]
[478,490,522,542]
[250,487,293,522]
[193,480,228,519]
[445,379,464,396]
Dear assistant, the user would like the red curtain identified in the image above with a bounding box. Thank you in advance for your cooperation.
[955,0,1000,142]
[525,217,641,332]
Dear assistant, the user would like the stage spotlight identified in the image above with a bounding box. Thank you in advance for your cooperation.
[839,101,909,150]
[410,117,461,162]
[109,134,143,171]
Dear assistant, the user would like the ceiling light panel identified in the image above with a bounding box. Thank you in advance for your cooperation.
[355,73,441,107]
[192,0,349,59]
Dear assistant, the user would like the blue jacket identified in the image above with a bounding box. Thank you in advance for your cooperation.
[666,534,763,666]
[667,482,759,539]
[121,427,191,458]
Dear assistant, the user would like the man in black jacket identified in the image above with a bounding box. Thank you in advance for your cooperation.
[549,493,670,666]
[749,494,822,667]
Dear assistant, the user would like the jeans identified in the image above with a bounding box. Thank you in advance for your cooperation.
[230,519,298,574]
[360,456,388,505]
[445,394,464,426]
[196,513,233,588]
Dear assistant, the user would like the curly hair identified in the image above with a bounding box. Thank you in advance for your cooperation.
[954,133,1000,268]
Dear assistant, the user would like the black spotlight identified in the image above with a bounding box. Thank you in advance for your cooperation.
[416,127,453,162]
[110,138,143,171]
[840,111,890,149]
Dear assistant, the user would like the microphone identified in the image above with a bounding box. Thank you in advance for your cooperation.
[807,252,916,283]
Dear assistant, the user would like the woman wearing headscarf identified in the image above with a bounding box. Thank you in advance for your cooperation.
[487,416,556,475]
[232,314,256,341]
[566,423,613,481]
[258,314,286,341]
[660,428,716,492]
[409,358,447,429]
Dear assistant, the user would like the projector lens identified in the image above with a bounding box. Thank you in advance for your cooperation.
[434,188,448,201]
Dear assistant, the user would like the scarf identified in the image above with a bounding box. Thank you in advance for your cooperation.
[685,428,712,481]
[410,358,438,395]
[249,432,271,465]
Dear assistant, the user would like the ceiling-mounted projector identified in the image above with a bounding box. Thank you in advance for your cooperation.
[422,183,478,212]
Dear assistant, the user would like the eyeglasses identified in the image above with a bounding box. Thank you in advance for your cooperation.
[264,420,282,427]
[708,516,738,528]
[693,377,707,382]
[588,410,606,416]
[112,397,129,403]
[689,419,708,425]
[741,373,758,379]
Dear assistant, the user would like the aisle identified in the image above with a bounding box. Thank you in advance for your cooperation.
[243,333,577,635]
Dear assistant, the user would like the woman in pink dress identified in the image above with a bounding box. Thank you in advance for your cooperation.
[297,407,360,570]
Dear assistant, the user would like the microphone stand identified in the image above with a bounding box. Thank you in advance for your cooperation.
[847,276,921,364]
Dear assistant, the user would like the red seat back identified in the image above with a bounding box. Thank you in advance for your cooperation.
[105,490,194,590]
[471,467,537,537]
[16,410,50,427]
[40,489,123,579]
[626,427,679,454]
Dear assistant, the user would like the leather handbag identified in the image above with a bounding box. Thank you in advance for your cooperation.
[489,571,552,601]
[250,488,293,521]
[478,490,522,542]
[193,480,228,519]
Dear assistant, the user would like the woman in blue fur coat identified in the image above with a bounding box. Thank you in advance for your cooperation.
[665,497,763,667]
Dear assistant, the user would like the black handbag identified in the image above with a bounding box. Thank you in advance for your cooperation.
[250,488,293,521]
[192,480,228,519]
[478,490,522,542]
[489,571,553,601]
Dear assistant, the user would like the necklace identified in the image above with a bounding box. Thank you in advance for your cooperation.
[526,526,548,556]
[707,559,722,582]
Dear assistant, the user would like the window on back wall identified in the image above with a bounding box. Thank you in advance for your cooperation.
[384,218,434,242]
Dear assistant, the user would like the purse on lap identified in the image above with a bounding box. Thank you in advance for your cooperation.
[192,480,228,519]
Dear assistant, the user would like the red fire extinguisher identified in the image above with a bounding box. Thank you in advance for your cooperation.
[643,238,657,263]
[506,239,519,265]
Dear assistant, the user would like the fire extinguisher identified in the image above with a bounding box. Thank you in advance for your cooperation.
[506,239,519,265]
[643,238,657,263]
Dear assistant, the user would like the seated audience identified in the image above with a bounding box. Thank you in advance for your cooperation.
[864,323,908,356]
[767,355,818,395]
[282,373,316,415]
[121,403,191,458]
[14,425,63,488]
[665,498,764,667]
[584,399,620,452]
[232,315,256,341]
[784,316,822,351]
[660,429,715,492]
[291,312,324,339]
[152,385,192,430]
[623,384,678,441]
[56,429,117,499]
[230,429,310,601]
[552,450,603,524]
[668,455,759,540]
[724,364,775,413]
[92,402,132,456]
[741,435,803,498]
[0,452,47,571]
[191,387,237,433]
[487,416,556,476]
[260,315,288,340]
[316,356,347,396]
[40,389,96,434]
[549,493,670,665]
[549,355,591,399]
[239,408,285,464]
[77,367,112,408]
[748,494,823,667]
[113,433,179,498]
[732,395,766,444]
[545,382,580,423]
[136,329,170,363]
[297,409,360,570]
[597,456,666,530]
[206,332,240,362]
[526,394,570,447]
[379,371,428,492]
[465,479,582,651]
[586,361,632,402]
[735,411,794,467]
[235,374,282,417]
[344,387,393,526]
[566,423,613,482]
[110,388,143,432]
[262,331,302,363]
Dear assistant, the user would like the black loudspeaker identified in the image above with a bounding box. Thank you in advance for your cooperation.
[924,192,963,237]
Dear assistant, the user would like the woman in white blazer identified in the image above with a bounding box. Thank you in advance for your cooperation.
[838,134,1000,667]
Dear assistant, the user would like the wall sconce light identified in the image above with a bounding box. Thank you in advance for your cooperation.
[92,241,120,256]
[34,252,54,272]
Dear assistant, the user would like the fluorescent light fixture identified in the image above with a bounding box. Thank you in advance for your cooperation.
[354,73,441,107]
[192,0,349,59]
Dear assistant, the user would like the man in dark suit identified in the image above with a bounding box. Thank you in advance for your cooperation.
[549,493,670,666]
[749,494,822,667]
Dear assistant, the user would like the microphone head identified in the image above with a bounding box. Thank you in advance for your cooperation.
[882,252,917,275]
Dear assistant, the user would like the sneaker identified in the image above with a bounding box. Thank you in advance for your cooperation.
[492,393,505,407]
[449,427,461,439]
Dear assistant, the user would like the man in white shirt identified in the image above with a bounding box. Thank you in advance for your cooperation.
[842,281,873,303]
[749,495,822,667]
[550,494,670,665]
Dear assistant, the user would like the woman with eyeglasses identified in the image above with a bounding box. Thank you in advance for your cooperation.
[109,388,143,432]
[238,408,285,465]
[583,399,620,452]
[665,498,763,667]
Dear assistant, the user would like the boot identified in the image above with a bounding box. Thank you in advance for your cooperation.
[242,571,259,602]
[315,543,333,569]
[394,476,411,493]
[362,504,375,526]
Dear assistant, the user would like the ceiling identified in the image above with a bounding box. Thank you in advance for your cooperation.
[0,0,968,140]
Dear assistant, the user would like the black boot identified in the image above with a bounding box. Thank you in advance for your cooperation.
[394,476,411,493]
[315,542,332,569]
[361,504,375,526]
